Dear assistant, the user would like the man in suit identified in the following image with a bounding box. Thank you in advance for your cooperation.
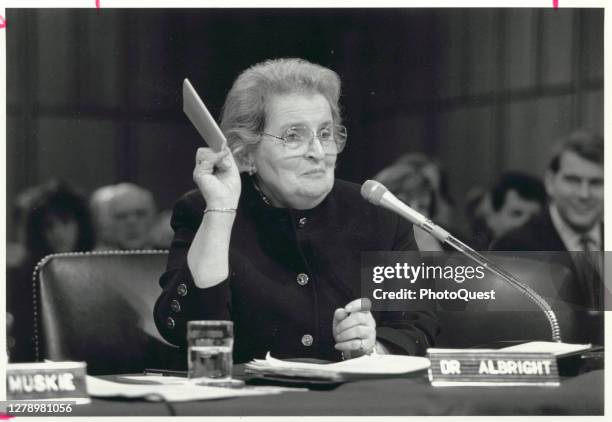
[494,130,603,252]
[493,131,604,343]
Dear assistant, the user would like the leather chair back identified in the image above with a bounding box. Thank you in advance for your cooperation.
[34,250,178,375]
[33,250,600,367]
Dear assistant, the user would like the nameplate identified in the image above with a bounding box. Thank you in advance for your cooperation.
[427,349,560,386]
[6,362,90,403]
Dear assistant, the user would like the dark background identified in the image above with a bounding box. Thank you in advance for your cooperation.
[6,8,604,241]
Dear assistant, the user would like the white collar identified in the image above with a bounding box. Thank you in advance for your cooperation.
[549,204,601,251]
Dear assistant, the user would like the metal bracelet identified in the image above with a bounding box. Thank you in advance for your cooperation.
[203,208,237,215]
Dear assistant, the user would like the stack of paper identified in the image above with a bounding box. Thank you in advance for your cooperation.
[499,341,593,357]
[86,376,290,402]
[245,352,430,381]
[428,341,593,357]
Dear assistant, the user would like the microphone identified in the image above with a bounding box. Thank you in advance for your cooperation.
[361,180,451,242]
[361,180,562,342]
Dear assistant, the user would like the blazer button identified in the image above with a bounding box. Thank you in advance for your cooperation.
[298,217,308,228]
[170,300,181,313]
[166,317,175,329]
[296,273,309,286]
[177,283,188,297]
[301,334,313,347]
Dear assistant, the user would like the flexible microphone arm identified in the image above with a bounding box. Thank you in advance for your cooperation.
[361,180,562,342]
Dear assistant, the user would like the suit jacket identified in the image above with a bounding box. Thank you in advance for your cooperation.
[492,211,566,252]
[154,175,439,363]
[492,211,604,341]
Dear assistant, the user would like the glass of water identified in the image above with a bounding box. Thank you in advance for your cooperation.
[187,320,233,382]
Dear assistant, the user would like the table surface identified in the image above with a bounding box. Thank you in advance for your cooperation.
[69,368,604,416]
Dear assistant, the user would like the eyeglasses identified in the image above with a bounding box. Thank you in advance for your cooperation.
[261,125,347,153]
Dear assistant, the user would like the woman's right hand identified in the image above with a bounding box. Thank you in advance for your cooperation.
[193,146,241,209]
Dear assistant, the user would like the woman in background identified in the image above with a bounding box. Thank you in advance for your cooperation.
[7,180,94,362]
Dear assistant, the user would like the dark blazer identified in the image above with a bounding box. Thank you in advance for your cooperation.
[492,210,603,313]
[154,175,439,364]
[492,210,566,252]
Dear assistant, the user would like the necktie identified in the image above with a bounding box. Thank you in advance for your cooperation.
[576,235,602,309]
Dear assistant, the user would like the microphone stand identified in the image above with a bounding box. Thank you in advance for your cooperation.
[361,180,562,343]
[420,219,562,342]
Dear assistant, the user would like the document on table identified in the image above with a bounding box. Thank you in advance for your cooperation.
[428,341,593,357]
[119,375,188,385]
[245,352,430,381]
[499,341,593,357]
[86,375,297,402]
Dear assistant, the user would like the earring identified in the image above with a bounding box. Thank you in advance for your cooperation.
[248,165,257,176]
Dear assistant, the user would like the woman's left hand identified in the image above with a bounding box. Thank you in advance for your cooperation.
[332,298,376,357]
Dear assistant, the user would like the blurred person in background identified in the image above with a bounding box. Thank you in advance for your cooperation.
[399,154,457,230]
[373,153,461,251]
[90,185,118,250]
[7,180,95,362]
[464,186,493,250]
[6,187,40,270]
[483,171,547,246]
[148,210,174,250]
[90,183,157,250]
[494,132,603,253]
[493,131,604,314]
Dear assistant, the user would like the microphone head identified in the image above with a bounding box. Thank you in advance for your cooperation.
[361,180,389,206]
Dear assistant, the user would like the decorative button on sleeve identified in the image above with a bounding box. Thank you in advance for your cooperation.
[170,299,181,313]
[177,283,188,297]
[301,334,313,346]
[166,317,176,329]
[296,273,309,286]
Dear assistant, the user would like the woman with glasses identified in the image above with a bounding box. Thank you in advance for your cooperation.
[154,58,438,364]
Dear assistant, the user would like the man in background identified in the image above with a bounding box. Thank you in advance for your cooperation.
[91,183,157,250]
[493,131,604,333]
[494,131,603,252]
[467,172,546,250]
[486,171,547,242]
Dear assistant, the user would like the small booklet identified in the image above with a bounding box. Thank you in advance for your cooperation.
[183,78,227,152]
